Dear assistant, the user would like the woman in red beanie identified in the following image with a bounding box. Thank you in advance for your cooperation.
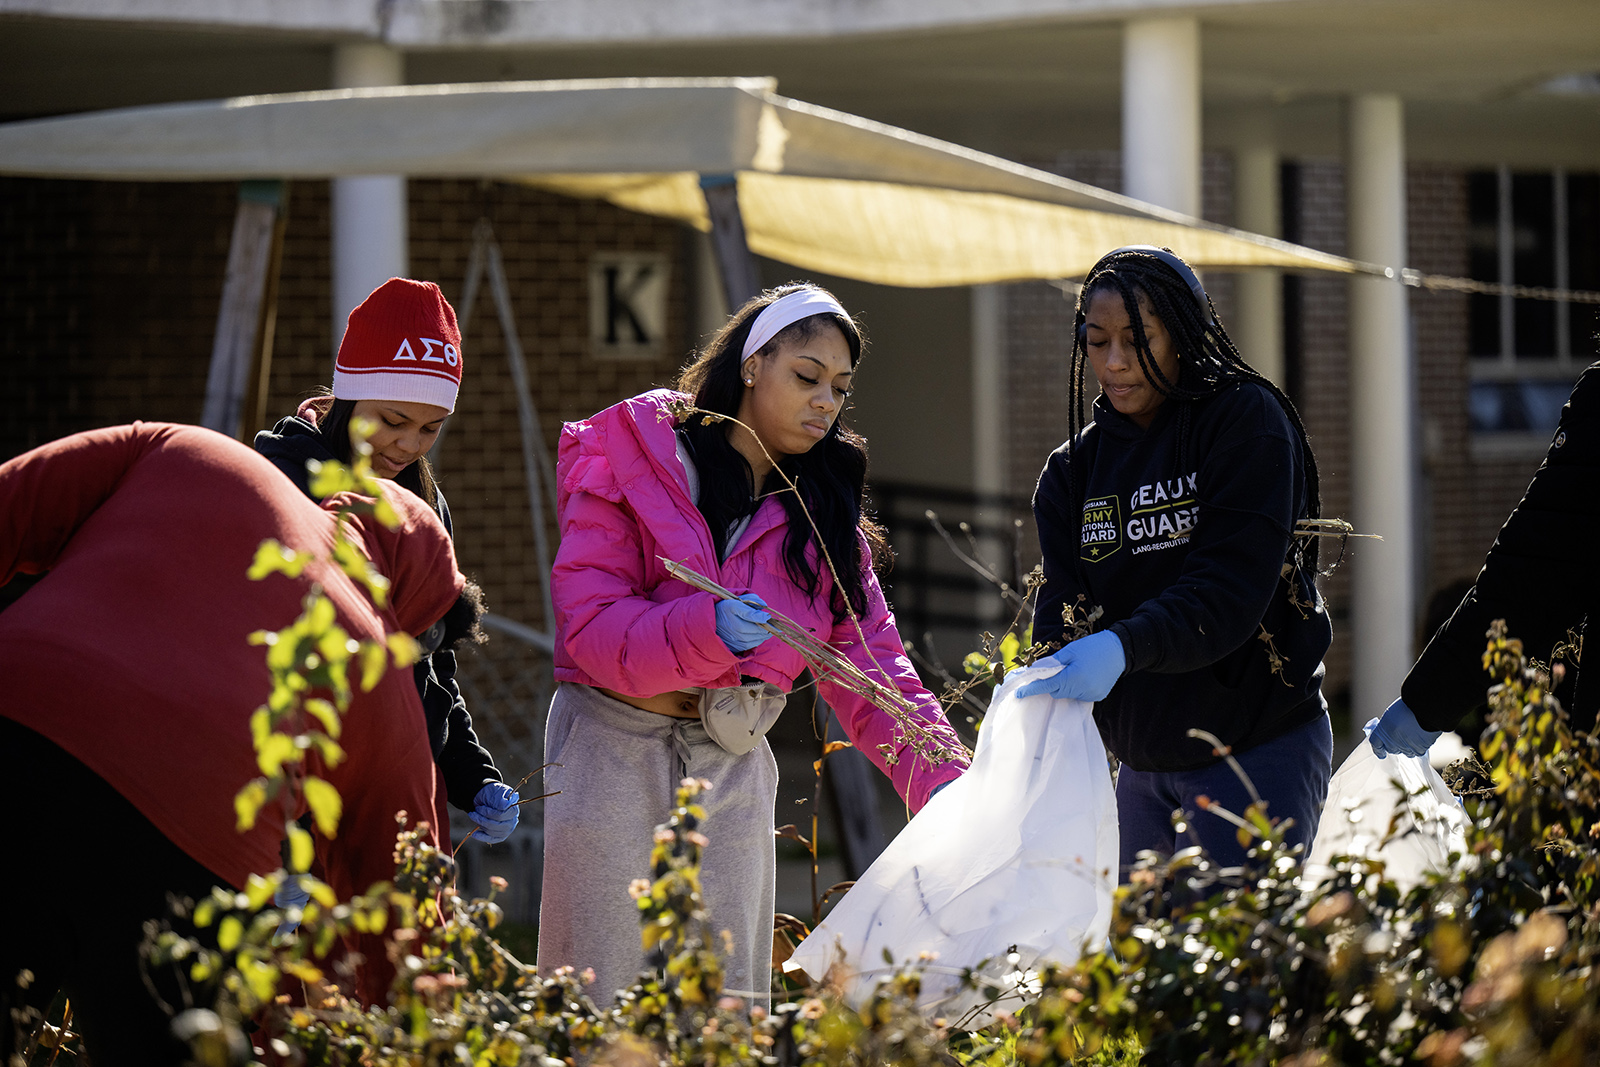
[255,278,518,850]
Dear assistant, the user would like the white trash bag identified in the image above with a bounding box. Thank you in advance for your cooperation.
[785,663,1118,1030]
[1304,736,1469,890]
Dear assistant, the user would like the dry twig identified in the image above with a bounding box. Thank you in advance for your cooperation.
[661,558,970,769]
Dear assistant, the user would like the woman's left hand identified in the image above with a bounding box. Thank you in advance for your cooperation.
[1016,631,1127,703]
[468,782,521,844]
[714,594,773,654]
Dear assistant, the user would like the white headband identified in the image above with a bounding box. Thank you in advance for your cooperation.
[741,288,853,360]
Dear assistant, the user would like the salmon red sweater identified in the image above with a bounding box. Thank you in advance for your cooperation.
[0,423,462,902]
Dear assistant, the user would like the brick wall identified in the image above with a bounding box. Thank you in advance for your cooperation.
[1407,165,1476,612]
[1291,159,1354,698]
[2,177,234,457]
[2,176,693,633]
[408,180,692,630]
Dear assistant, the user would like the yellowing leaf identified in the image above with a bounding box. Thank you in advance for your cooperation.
[309,458,356,500]
[256,733,298,778]
[373,495,402,530]
[287,824,314,874]
[249,707,272,747]
[304,776,343,838]
[218,915,243,952]
[307,733,347,770]
[282,959,324,984]
[306,595,336,634]
[245,873,276,910]
[387,632,422,670]
[999,631,1021,669]
[234,778,268,831]
[240,956,279,1007]
[303,698,342,739]
[247,539,309,581]
[358,641,388,691]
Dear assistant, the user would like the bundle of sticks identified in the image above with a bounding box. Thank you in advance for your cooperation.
[660,558,970,768]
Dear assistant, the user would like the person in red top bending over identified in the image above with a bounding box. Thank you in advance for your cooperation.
[0,422,469,1065]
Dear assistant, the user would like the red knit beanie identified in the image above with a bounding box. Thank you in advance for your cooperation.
[333,278,463,413]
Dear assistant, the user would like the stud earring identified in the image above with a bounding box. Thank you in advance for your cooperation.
[744,378,753,387]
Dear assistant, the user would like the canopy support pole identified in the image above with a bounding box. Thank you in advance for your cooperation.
[202,180,286,441]
[699,174,762,310]
[456,219,560,636]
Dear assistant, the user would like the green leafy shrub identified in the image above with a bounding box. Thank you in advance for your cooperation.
[31,414,1600,1067]
[1006,620,1599,1067]
[158,595,1600,1067]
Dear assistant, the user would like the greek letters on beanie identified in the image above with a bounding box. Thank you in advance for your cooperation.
[333,278,464,413]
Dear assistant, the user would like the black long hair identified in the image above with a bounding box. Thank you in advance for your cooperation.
[676,283,890,623]
[1067,247,1323,574]
[304,392,441,511]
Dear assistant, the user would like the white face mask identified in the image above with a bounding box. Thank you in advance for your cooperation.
[698,680,788,755]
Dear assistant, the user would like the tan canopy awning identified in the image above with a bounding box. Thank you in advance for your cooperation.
[0,77,1371,287]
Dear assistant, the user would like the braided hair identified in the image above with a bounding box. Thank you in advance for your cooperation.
[1065,246,1323,574]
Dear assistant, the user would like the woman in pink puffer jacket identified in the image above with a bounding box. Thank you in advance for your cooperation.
[537,284,970,1004]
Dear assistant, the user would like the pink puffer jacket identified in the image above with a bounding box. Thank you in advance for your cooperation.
[552,390,967,811]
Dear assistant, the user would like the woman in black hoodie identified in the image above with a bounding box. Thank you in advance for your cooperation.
[1024,246,1333,878]
[255,278,515,849]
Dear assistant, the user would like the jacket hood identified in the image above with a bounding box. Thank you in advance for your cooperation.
[558,390,696,508]
[1090,391,1179,442]
[324,480,462,637]
[254,411,335,467]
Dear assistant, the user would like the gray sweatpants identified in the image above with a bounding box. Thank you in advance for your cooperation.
[536,683,779,1005]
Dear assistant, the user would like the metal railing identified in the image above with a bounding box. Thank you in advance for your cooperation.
[448,612,555,925]
[868,481,1037,656]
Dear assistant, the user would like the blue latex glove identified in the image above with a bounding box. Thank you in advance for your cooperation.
[1364,698,1442,759]
[273,875,310,940]
[468,782,520,844]
[1015,631,1127,703]
[714,594,772,654]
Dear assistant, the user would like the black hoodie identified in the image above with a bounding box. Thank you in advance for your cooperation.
[1033,382,1331,772]
[1403,362,1600,733]
[255,414,501,810]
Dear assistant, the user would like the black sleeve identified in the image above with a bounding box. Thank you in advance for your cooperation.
[1033,449,1087,649]
[265,453,314,496]
[427,648,504,810]
[1403,364,1600,731]
[1111,410,1299,675]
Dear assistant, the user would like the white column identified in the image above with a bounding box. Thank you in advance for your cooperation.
[331,43,408,350]
[1346,93,1414,731]
[971,284,1008,623]
[1233,118,1285,385]
[971,285,1006,498]
[1122,17,1201,216]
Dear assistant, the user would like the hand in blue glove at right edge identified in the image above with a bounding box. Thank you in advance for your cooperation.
[1365,698,1442,759]
[714,594,772,654]
[1015,630,1127,703]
